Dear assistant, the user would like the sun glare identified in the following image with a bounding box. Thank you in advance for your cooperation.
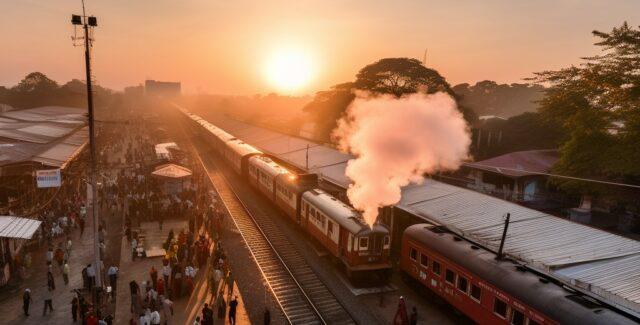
[265,49,314,93]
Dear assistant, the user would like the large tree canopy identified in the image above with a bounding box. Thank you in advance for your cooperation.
[532,22,640,194]
[304,58,474,141]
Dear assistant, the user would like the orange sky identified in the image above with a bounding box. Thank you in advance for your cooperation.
[2,0,640,95]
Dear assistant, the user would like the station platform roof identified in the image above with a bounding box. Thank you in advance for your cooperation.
[0,216,42,239]
[0,106,88,169]
[194,111,640,317]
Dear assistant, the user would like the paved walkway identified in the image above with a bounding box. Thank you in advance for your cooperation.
[0,204,108,324]
[114,220,249,325]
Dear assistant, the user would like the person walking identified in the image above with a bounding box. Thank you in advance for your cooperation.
[149,265,158,289]
[409,306,418,325]
[228,296,238,325]
[46,247,54,266]
[63,261,70,285]
[66,236,73,256]
[201,303,213,325]
[87,264,96,288]
[72,297,79,322]
[150,309,161,325]
[162,264,171,289]
[108,265,119,298]
[161,295,173,325]
[47,268,56,290]
[42,286,54,316]
[22,288,32,316]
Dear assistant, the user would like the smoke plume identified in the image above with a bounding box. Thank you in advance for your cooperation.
[333,92,471,227]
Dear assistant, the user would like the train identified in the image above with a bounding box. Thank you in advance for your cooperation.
[180,109,392,279]
[400,224,638,325]
[180,109,639,324]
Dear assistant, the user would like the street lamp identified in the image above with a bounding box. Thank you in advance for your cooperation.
[71,2,102,309]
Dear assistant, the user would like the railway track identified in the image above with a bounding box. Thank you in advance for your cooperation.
[182,126,357,324]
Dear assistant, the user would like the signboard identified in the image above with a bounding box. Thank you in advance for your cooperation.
[36,169,61,188]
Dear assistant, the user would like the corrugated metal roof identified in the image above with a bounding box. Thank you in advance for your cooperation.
[0,216,42,239]
[0,107,88,168]
[194,112,640,316]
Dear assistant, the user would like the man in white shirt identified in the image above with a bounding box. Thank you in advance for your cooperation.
[107,266,119,298]
[162,265,171,286]
[150,309,161,325]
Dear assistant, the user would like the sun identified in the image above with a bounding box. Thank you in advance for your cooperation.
[265,49,314,93]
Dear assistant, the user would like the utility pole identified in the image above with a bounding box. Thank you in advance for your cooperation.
[71,0,102,306]
[305,144,309,170]
[496,213,510,260]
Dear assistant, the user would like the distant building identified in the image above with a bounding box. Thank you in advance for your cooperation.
[145,80,181,97]
[124,84,144,98]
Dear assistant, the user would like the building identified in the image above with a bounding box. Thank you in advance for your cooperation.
[145,80,181,98]
[461,150,559,204]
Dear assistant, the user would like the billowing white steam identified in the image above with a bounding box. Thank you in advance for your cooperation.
[333,92,471,227]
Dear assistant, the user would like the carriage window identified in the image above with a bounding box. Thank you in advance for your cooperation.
[328,221,333,234]
[384,236,390,247]
[445,269,455,284]
[359,237,369,249]
[457,276,468,293]
[470,284,481,301]
[493,298,508,318]
[432,261,441,275]
[420,254,428,268]
[511,309,525,325]
[409,248,417,261]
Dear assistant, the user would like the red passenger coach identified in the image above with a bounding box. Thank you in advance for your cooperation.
[301,189,392,278]
[400,224,638,325]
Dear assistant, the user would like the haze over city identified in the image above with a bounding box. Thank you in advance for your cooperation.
[2,0,640,94]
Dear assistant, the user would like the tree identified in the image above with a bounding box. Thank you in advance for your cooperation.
[353,58,454,97]
[532,22,640,194]
[304,58,474,141]
[452,80,545,118]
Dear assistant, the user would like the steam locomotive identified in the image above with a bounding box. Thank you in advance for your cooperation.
[181,110,392,279]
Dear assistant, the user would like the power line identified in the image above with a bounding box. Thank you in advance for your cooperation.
[466,164,640,189]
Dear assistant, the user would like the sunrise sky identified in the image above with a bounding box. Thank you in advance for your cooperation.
[2,0,640,95]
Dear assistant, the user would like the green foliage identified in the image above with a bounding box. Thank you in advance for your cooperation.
[453,81,545,118]
[532,22,640,194]
[304,58,473,141]
[474,112,565,160]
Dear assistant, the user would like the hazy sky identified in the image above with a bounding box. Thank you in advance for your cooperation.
[2,0,640,95]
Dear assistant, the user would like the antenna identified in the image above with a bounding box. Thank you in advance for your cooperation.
[422,48,428,66]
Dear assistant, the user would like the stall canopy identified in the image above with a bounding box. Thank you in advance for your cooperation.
[0,216,42,239]
[151,163,192,179]
[155,142,179,160]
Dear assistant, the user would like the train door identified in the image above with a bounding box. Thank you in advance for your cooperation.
[371,234,383,255]
[338,228,348,258]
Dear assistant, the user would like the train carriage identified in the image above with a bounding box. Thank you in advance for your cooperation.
[301,189,392,276]
[401,224,638,325]
[247,156,289,201]
[224,139,262,175]
[274,173,318,223]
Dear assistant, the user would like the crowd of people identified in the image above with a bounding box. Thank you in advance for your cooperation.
[8,112,249,324]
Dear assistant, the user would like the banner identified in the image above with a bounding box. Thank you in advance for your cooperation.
[36,169,61,188]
